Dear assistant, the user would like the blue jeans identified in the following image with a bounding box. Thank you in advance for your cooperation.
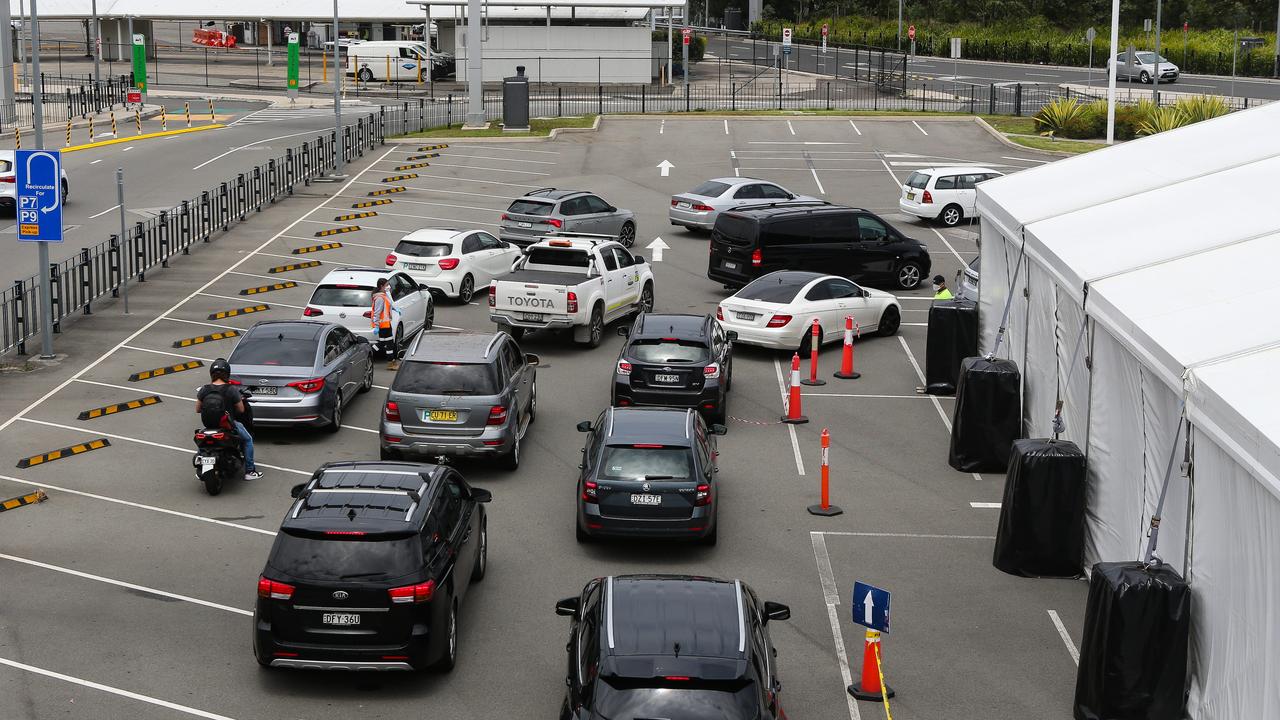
[233,420,255,472]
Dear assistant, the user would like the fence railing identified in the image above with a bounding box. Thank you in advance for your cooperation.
[3,73,132,130]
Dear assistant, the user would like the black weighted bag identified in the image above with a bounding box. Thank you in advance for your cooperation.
[992,438,1086,577]
[925,299,978,396]
[948,356,1021,473]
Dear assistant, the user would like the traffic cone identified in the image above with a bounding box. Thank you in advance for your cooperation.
[834,315,861,379]
[781,353,809,424]
[848,630,895,700]
[807,428,842,516]
[801,318,826,386]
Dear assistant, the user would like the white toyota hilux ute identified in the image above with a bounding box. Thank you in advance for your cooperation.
[488,235,656,347]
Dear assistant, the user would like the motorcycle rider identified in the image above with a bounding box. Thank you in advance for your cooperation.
[195,358,263,481]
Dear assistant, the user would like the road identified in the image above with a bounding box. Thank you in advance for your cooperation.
[0,115,1087,719]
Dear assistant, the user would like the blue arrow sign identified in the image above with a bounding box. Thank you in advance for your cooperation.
[16,149,64,243]
[852,581,891,633]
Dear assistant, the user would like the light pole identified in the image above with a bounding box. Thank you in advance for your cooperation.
[1105,0,1120,144]
[0,0,14,126]
[31,0,53,358]
[897,0,903,52]
[91,0,100,83]
[464,0,483,126]
[332,0,345,178]
[1152,0,1163,105]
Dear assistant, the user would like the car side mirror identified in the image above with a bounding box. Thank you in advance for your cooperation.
[525,353,540,366]
[555,596,581,616]
[763,601,791,623]
[576,421,593,433]
[710,423,728,436]
[470,487,493,503]
[418,283,431,291]
[725,330,738,342]
[632,254,645,264]
[356,336,370,344]
[616,326,630,337]
[289,483,307,498]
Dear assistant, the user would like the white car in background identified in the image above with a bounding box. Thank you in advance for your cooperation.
[669,177,816,231]
[716,271,901,354]
[0,149,69,215]
[898,166,1003,227]
[387,228,522,304]
[1108,51,1180,84]
[302,267,433,350]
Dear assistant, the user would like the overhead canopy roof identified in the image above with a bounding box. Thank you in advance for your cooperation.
[976,100,1280,491]
[14,0,681,21]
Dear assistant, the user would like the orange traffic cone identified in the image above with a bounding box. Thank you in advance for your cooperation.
[781,353,808,424]
[848,630,895,700]
[834,315,861,379]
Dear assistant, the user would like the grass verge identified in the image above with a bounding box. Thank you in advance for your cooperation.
[397,115,597,138]
[1006,135,1105,154]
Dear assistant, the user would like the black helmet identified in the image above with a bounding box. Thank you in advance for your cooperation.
[932,274,946,285]
[210,358,232,381]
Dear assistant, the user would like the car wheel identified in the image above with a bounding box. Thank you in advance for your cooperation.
[797,325,822,357]
[579,304,604,348]
[393,325,405,356]
[1140,70,1151,84]
[431,600,458,672]
[202,470,223,496]
[358,360,374,393]
[618,221,636,248]
[940,204,963,227]
[325,392,343,433]
[877,306,901,337]
[458,274,475,304]
[423,301,434,331]
[724,360,733,393]
[499,433,520,471]
[380,447,400,461]
[637,282,654,314]
[61,180,68,205]
[896,261,923,290]
[470,519,488,582]
[358,67,374,83]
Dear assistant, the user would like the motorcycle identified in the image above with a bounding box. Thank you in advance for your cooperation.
[191,387,254,496]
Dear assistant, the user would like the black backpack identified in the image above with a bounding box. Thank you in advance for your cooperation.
[200,386,229,429]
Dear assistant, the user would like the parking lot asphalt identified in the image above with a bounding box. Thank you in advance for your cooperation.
[0,116,1084,720]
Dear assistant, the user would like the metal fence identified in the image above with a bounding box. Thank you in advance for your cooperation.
[3,73,132,130]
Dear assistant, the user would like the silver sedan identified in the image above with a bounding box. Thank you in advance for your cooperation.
[669,177,816,231]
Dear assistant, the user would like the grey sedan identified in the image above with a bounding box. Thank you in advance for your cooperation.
[499,188,637,247]
[227,320,375,433]
[670,177,816,231]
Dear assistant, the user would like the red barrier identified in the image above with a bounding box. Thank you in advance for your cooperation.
[781,353,808,424]
[807,428,843,516]
[834,315,861,379]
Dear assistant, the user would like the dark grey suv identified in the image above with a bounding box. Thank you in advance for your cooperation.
[499,188,637,248]
[380,332,537,470]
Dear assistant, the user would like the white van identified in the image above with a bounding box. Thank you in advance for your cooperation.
[346,41,430,82]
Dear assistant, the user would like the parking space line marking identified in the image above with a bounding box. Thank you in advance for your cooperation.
[819,531,997,539]
[422,143,558,155]
[390,151,555,165]
[724,119,729,135]
[230,271,317,285]
[849,120,861,135]
[201,294,298,310]
[348,183,521,200]
[0,552,251,616]
[342,195,504,215]
[18,418,313,476]
[88,203,121,219]
[810,532,863,720]
[282,235,393,252]
[122,345,214,362]
[256,251,344,266]
[809,168,825,195]
[659,118,664,134]
[1001,156,1050,164]
[786,120,796,135]
[772,356,805,476]
[970,502,1001,508]
[911,120,929,135]
[78,396,161,420]
[0,656,242,720]
[899,336,983,481]
[928,227,967,265]
[192,127,330,171]
[334,208,501,227]
[16,438,110,468]
[1048,610,1080,665]
[423,161,552,176]
[0,147,396,440]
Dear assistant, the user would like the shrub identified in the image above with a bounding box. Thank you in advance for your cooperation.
[1174,95,1230,124]
[1138,106,1191,136]
[1033,98,1085,137]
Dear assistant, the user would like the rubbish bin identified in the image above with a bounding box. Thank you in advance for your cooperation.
[502,66,530,132]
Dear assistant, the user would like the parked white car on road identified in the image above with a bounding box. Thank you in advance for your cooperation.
[899,166,1003,227]
[717,271,900,353]
[302,267,433,351]
[1107,51,1180,84]
[387,228,522,304]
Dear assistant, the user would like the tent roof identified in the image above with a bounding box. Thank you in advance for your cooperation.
[12,0,680,21]
[975,100,1280,489]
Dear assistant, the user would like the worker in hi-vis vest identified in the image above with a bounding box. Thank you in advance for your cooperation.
[932,274,954,301]
[371,278,400,370]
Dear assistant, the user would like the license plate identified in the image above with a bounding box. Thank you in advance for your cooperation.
[404,262,428,271]
[198,456,216,469]
[677,201,692,209]
[722,261,738,270]
[520,312,545,322]
[630,494,661,506]
[322,613,361,626]
[253,385,277,395]
[735,311,757,321]
[907,192,915,200]
[653,373,680,384]
[517,221,532,228]
[426,409,458,422]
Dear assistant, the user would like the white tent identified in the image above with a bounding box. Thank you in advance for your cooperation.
[975,101,1280,720]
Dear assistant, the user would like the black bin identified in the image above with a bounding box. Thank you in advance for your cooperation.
[948,356,1021,473]
[925,298,978,396]
[992,438,1086,577]
[1074,561,1190,720]
[502,66,530,132]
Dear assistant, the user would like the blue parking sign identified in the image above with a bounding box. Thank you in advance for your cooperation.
[852,581,891,633]
[16,149,64,243]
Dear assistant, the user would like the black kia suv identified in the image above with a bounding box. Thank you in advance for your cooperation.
[707,202,932,290]
[555,574,792,720]
[612,312,735,424]
[253,460,492,672]
[575,407,725,545]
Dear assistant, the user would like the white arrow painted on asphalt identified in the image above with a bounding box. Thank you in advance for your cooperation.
[657,159,674,177]
[863,589,875,626]
[645,236,670,262]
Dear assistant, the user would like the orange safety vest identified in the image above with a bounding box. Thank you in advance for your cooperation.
[371,290,393,329]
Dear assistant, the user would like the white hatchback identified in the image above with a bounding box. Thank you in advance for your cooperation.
[301,267,433,348]
[898,166,1003,227]
[386,227,521,304]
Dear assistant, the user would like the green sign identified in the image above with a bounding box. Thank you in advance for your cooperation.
[286,32,300,95]
[131,33,147,94]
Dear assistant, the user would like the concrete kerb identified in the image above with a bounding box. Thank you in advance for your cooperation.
[972,116,1077,158]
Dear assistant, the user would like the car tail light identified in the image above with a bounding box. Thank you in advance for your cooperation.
[922,190,933,204]
[196,431,226,442]
[288,378,325,394]
[566,291,578,314]
[695,483,712,506]
[670,198,679,207]
[302,306,323,317]
[487,405,508,425]
[665,676,691,681]
[385,253,396,266]
[767,314,792,328]
[617,398,631,406]
[227,378,243,385]
[704,363,720,379]
[716,306,724,321]
[632,443,664,448]
[384,401,401,422]
[546,218,563,228]
[692,203,714,212]
[501,213,510,221]
[324,530,366,536]
[0,176,15,183]
[751,248,762,267]
[582,480,598,503]
[388,579,435,604]
[437,258,459,270]
[257,576,295,600]
[617,360,632,376]
[362,310,373,319]
[488,284,496,307]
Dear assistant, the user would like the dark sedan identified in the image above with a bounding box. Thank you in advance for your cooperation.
[612,312,734,424]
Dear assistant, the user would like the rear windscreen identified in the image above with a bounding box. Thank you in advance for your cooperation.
[395,240,451,257]
[230,336,318,367]
[905,171,931,189]
[506,199,553,216]
[628,340,709,364]
[689,180,730,197]
[393,361,498,395]
[526,247,590,268]
[595,677,757,719]
[712,214,756,247]
[601,446,693,481]
[268,532,420,582]
[310,285,374,307]
[737,276,802,304]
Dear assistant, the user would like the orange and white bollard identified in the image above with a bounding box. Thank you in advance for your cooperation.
[834,315,861,379]
[807,428,843,516]
[801,318,826,386]
[781,353,809,424]
[847,630,895,700]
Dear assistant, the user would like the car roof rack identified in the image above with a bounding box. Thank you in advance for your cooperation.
[544,232,616,246]
[733,199,834,212]
[523,187,558,197]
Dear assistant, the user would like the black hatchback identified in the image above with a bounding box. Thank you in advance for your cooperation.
[575,407,724,545]
[555,574,791,720]
[707,202,932,290]
[253,460,491,672]
[612,312,735,424]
